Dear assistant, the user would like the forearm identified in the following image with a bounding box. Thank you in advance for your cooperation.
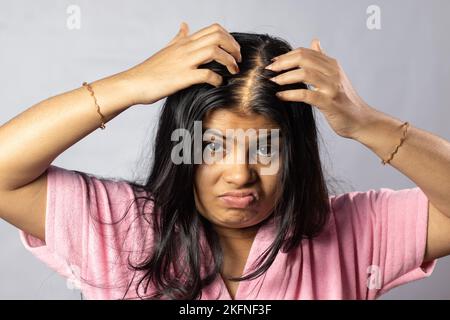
[0,72,135,191]
[353,107,450,217]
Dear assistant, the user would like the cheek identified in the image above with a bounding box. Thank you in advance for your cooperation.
[194,165,219,208]
[260,175,280,199]
[195,165,214,192]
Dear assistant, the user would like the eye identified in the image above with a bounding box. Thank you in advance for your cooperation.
[257,144,276,157]
[203,141,223,153]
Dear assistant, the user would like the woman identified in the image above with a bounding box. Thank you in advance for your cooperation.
[0,22,449,300]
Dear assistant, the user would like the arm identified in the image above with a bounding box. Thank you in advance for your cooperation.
[351,108,450,262]
[266,39,450,263]
[0,73,135,240]
[0,22,242,241]
[0,22,243,192]
[0,73,134,191]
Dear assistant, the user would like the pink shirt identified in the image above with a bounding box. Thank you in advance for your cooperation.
[19,165,437,299]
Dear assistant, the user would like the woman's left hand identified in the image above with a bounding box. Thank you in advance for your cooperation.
[266,39,373,139]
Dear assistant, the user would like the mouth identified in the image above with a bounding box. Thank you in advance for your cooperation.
[218,189,258,209]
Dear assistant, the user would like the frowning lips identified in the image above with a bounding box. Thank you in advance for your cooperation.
[219,189,258,199]
[219,189,259,208]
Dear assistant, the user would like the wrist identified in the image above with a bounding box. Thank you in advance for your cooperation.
[351,107,406,159]
[91,72,138,113]
[119,68,161,106]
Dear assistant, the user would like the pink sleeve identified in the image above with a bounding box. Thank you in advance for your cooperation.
[372,187,437,297]
[332,187,437,299]
[18,165,154,299]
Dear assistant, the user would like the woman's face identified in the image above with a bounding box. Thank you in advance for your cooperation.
[194,109,282,233]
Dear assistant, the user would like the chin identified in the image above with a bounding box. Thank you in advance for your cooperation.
[215,210,264,229]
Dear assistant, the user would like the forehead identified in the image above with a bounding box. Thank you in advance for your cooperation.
[203,109,279,131]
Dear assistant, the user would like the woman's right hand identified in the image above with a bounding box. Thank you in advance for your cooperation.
[122,22,242,106]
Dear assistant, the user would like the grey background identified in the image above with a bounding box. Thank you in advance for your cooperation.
[1,0,449,299]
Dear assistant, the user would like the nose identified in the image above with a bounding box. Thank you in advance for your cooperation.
[222,161,257,186]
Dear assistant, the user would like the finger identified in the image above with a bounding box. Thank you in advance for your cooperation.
[310,38,323,53]
[192,68,223,87]
[188,23,242,62]
[317,40,324,53]
[269,67,336,95]
[189,23,235,45]
[282,46,329,62]
[193,45,240,75]
[167,22,190,46]
[276,89,327,106]
[189,30,242,64]
[266,48,334,76]
[179,22,190,36]
[272,47,333,66]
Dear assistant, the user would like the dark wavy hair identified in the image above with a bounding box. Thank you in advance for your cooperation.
[79,31,332,300]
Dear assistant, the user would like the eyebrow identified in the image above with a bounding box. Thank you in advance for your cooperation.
[202,127,283,140]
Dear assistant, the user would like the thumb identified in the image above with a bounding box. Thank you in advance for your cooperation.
[311,38,324,53]
[178,21,189,37]
[168,22,189,45]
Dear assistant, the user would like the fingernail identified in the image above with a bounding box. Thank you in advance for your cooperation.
[265,64,273,70]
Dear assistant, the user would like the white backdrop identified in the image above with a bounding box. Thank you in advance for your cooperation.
[1,0,449,299]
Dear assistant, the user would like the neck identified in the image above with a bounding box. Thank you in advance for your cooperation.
[212,224,258,261]
[213,224,259,240]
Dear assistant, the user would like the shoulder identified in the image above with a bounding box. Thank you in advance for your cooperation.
[329,187,422,215]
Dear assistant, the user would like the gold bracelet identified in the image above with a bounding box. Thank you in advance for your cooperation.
[82,82,106,130]
[381,121,409,165]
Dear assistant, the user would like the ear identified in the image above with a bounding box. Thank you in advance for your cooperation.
[168,22,190,46]
[310,38,324,53]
